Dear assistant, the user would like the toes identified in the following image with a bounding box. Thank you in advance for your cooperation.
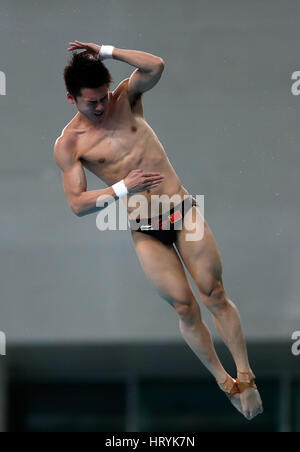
[245,405,264,420]
[253,404,264,418]
[257,405,264,416]
[244,409,256,420]
[244,410,251,420]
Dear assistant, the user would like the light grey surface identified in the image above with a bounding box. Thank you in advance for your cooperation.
[0,0,299,342]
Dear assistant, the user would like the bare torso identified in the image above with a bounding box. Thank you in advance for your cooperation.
[60,79,190,219]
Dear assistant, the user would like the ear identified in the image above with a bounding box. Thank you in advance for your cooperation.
[67,92,76,104]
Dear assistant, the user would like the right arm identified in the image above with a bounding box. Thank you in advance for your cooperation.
[53,137,165,218]
[54,137,118,217]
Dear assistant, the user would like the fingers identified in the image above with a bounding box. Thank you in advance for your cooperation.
[144,176,164,183]
[142,172,162,177]
[144,180,164,189]
[147,181,163,187]
[72,40,86,46]
[130,169,165,191]
[67,40,87,51]
[133,169,163,178]
[143,178,164,188]
[143,176,164,185]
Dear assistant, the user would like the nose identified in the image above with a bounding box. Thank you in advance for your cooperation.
[96,104,105,113]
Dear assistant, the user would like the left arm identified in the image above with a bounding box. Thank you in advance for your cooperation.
[112,48,164,74]
[67,41,165,104]
[112,47,165,104]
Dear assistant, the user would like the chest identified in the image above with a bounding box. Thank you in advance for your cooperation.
[78,116,147,168]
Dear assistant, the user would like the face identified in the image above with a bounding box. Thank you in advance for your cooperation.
[67,84,110,122]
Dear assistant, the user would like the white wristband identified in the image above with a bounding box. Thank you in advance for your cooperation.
[98,45,115,61]
[112,179,128,198]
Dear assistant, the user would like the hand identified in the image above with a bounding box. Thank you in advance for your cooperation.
[124,169,165,194]
[67,40,101,59]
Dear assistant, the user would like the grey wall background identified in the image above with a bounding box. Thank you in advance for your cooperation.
[0,0,298,343]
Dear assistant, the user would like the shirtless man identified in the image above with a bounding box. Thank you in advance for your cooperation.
[54,41,263,421]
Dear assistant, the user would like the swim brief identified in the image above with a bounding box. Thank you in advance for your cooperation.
[129,195,199,246]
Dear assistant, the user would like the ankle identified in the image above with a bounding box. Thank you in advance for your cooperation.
[237,369,255,381]
[217,373,235,392]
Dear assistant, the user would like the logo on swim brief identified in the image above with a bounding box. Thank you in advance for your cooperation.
[0,332,6,356]
[140,225,153,231]
[95,193,205,241]
[0,71,6,95]
[169,210,182,224]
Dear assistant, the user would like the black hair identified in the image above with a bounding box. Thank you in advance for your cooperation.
[63,52,113,100]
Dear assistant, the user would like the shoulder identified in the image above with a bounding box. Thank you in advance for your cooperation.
[112,78,130,98]
[53,129,78,171]
[112,78,144,116]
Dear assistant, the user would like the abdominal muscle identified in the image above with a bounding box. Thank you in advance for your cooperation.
[102,141,190,220]
[124,169,190,221]
[113,131,191,220]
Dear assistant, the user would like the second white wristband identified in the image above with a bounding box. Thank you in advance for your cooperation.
[98,45,115,60]
[112,180,128,198]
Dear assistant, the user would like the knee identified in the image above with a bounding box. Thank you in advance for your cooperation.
[173,297,201,325]
[160,287,201,324]
[202,280,229,314]
[175,301,201,326]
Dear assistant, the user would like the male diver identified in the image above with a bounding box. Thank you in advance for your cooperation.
[54,41,263,420]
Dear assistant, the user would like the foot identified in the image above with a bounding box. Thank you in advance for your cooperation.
[236,371,264,421]
[217,374,244,416]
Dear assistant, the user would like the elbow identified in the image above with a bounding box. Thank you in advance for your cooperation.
[73,208,81,217]
[74,209,85,218]
[75,210,85,218]
[71,202,84,218]
[156,58,165,71]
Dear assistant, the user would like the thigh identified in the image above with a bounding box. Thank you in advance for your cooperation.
[174,206,224,296]
[131,230,195,306]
